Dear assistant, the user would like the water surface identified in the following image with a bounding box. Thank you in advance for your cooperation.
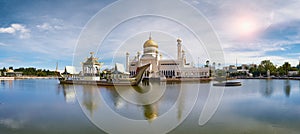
[0,79,300,134]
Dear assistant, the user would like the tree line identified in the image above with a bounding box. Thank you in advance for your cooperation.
[241,60,299,77]
[0,67,58,76]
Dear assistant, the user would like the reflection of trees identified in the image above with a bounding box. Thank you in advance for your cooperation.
[284,80,291,97]
[1,80,5,86]
[260,80,273,97]
[0,80,13,89]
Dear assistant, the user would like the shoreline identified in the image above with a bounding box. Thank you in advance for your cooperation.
[237,77,300,80]
[163,78,212,82]
[0,76,58,80]
[3,76,300,81]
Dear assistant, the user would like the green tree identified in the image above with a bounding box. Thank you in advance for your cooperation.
[205,60,209,67]
[249,66,259,77]
[277,62,291,76]
[258,60,276,76]
[37,71,47,76]
[282,62,291,75]
[276,66,285,76]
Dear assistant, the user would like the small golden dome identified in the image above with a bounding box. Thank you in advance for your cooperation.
[7,69,14,73]
[177,38,182,43]
[143,36,158,48]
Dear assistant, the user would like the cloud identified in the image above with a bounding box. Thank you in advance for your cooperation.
[0,23,30,39]
[0,118,25,129]
[36,22,64,31]
[221,38,300,66]
[1,0,300,69]
[0,42,9,47]
[36,23,52,30]
[36,17,67,32]
[0,27,15,33]
[183,0,300,66]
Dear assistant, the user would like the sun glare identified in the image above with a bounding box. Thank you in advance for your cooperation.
[235,17,258,37]
[240,21,255,34]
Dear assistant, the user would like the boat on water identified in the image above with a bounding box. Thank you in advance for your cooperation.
[59,63,150,86]
[213,74,242,87]
[213,81,242,86]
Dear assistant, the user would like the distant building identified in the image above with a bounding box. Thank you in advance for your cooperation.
[62,66,78,79]
[3,69,22,77]
[224,65,237,73]
[62,53,130,81]
[79,52,103,80]
[224,64,251,77]
[81,52,103,76]
[100,63,131,82]
[288,71,298,76]
[111,63,130,79]
[297,61,300,70]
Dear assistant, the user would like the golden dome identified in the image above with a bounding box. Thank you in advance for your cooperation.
[143,36,158,48]
[7,69,14,73]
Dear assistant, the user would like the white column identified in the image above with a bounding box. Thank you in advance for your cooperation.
[177,38,182,60]
[126,52,130,72]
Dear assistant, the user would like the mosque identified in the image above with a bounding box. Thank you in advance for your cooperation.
[126,35,210,80]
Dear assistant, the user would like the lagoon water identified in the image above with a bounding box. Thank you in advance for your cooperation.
[0,79,300,134]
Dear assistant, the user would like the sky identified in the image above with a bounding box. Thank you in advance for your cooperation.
[1,0,300,71]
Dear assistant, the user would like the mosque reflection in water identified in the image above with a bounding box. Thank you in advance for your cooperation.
[58,79,296,124]
[59,81,184,121]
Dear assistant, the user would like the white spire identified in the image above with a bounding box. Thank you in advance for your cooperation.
[149,32,152,40]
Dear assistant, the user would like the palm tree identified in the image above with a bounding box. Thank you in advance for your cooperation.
[205,60,209,67]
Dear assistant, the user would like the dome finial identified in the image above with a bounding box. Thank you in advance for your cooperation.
[149,32,152,40]
[90,52,94,57]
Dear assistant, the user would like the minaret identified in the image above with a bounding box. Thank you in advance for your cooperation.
[177,38,182,60]
[137,51,140,61]
[155,51,159,61]
[55,61,58,72]
[126,52,130,72]
[137,51,141,66]
[182,50,186,65]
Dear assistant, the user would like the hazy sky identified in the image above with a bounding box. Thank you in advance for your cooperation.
[1,0,300,70]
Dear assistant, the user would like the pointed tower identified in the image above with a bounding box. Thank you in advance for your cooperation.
[177,38,182,60]
[126,52,130,72]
